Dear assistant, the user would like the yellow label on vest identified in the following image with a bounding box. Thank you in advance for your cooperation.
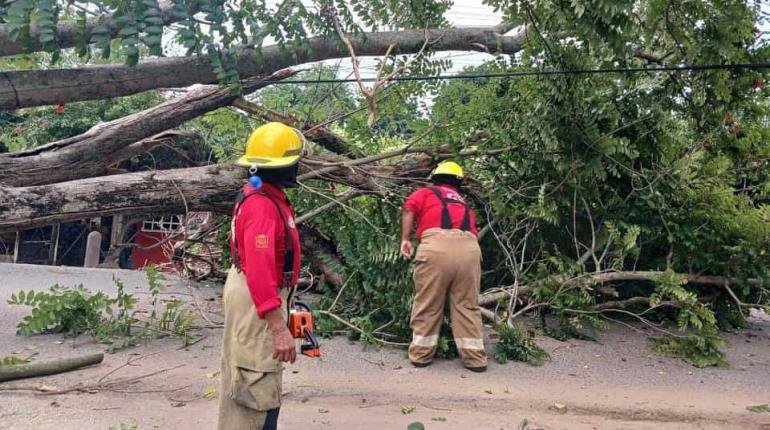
[255,234,269,249]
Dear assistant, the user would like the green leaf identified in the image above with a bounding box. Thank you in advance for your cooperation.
[0,355,30,366]
[746,404,770,413]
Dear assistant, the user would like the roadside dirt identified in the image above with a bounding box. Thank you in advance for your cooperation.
[0,263,768,430]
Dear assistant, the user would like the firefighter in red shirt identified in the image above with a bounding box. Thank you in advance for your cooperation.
[218,122,305,430]
[400,161,488,372]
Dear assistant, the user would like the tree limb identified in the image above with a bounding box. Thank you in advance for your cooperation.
[0,70,296,187]
[478,271,764,307]
[0,26,527,110]
[0,2,188,57]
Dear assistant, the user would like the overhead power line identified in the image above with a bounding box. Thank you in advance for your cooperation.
[266,62,770,85]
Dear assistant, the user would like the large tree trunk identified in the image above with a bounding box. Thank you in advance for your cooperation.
[0,164,240,232]
[0,2,187,57]
[0,26,526,110]
[0,71,294,187]
[299,225,345,289]
[0,150,438,233]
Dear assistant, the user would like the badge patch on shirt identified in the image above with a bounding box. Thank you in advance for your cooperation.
[255,234,269,249]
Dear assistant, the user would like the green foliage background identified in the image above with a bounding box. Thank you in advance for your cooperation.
[3,0,770,366]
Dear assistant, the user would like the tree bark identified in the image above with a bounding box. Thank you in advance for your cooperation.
[0,2,187,58]
[0,164,240,232]
[299,225,345,289]
[110,130,202,167]
[0,353,104,382]
[0,26,526,110]
[0,71,295,187]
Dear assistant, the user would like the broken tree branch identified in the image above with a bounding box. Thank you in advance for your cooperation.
[478,271,765,307]
[299,224,345,289]
[295,190,366,224]
[0,353,104,382]
[0,70,296,187]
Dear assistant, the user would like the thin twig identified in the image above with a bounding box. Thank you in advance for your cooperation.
[316,310,408,347]
[327,270,358,313]
[1,365,186,396]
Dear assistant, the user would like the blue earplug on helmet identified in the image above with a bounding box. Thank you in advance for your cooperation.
[249,175,263,190]
[248,165,263,190]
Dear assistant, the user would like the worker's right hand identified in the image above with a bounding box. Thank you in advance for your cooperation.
[270,326,297,364]
[400,240,413,259]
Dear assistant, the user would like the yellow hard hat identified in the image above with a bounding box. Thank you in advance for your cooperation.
[236,122,305,169]
[431,161,464,178]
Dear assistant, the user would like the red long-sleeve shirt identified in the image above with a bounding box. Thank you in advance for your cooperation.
[230,182,301,318]
[403,184,479,240]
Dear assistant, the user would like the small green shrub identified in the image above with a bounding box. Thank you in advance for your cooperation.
[493,323,550,366]
[8,266,195,351]
[8,285,113,337]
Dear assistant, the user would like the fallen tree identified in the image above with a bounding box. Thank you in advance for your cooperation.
[0,147,440,232]
[0,69,368,187]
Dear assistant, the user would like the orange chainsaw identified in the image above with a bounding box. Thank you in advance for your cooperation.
[288,301,321,358]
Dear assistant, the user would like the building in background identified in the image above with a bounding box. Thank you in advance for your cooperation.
[0,213,211,270]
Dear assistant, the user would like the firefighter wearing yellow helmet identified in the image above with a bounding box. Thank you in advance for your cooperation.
[219,122,305,430]
[236,122,305,169]
[400,160,488,372]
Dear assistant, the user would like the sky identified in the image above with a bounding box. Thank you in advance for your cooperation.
[308,0,504,80]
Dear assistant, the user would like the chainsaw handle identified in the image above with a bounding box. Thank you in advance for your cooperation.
[293,300,313,313]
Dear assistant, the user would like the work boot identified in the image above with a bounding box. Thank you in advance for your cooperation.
[410,360,431,368]
[464,365,487,373]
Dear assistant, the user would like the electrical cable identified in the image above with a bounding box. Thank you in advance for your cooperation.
[261,62,770,85]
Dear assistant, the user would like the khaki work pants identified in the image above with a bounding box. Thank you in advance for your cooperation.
[409,228,488,368]
[218,267,288,430]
